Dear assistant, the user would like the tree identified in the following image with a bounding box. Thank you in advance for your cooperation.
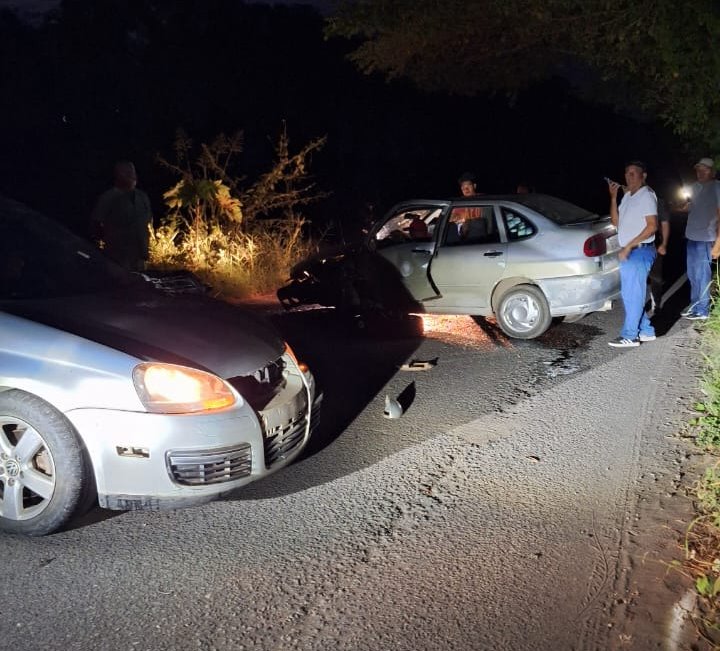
[327,0,720,146]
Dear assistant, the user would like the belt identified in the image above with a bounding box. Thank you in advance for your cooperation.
[635,242,655,248]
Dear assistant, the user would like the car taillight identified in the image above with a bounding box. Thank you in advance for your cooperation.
[583,233,607,257]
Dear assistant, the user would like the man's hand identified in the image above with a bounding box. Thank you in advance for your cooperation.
[657,243,667,256]
[712,241,720,260]
[618,245,631,261]
[608,181,621,199]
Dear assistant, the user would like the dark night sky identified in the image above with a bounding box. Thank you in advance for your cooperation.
[0,0,695,238]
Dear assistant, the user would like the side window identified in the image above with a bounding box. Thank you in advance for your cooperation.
[501,209,536,241]
[374,208,439,247]
[445,206,500,246]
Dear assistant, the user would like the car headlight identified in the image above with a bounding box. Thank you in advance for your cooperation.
[132,363,237,414]
[284,343,309,374]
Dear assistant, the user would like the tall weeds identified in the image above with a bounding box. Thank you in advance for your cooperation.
[149,126,327,296]
[682,268,720,648]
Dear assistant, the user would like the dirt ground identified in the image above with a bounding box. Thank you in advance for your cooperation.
[605,329,716,651]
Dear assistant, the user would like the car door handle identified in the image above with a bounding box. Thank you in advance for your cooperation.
[484,251,504,257]
[412,249,433,255]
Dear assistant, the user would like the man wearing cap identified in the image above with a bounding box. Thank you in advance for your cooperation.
[91,160,153,272]
[679,158,720,320]
[607,161,658,348]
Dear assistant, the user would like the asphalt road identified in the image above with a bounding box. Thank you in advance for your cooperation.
[2,273,706,651]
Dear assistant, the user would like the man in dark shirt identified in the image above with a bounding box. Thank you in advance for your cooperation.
[91,161,152,271]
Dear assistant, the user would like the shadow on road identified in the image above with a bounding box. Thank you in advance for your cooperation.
[269,308,424,459]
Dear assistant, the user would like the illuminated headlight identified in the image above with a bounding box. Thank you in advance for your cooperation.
[132,363,237,414]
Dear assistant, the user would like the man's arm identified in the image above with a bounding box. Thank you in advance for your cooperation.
[657,219,670,255]
[711,183,720,259]
[608,183,620,227]
[89,191,111,244]
[711,205,720,259]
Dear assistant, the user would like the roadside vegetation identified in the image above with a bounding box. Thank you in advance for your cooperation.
[682,274,720,648]
[149,127,327,297]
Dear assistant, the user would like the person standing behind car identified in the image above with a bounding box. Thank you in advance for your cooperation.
[647,194,671,316]
[607,161,658,348]
[91,160,152,271]
[451,171,482,239]
[680,157,720,321]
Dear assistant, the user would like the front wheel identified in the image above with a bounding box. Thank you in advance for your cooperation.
[495,285,552,339]
[0,390,91,535]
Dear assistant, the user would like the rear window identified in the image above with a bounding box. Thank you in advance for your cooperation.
[512,194,599,225]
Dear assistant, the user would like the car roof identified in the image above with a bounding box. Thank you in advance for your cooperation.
[388,194,602,225]
[397,193,555,205]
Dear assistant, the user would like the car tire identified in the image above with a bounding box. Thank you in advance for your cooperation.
[0,389,91,536]
[496,284,552,339]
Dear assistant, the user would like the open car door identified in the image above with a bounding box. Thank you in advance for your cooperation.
[371,204,446,302]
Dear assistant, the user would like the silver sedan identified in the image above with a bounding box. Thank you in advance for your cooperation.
[0,197,321,535]
[279,194,621,339]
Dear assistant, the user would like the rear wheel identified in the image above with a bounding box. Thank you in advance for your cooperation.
[495,284,552,339]
[0,390,90,535]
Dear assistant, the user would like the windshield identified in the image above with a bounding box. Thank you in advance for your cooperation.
[0,197,138,300]
[512,194,599,224]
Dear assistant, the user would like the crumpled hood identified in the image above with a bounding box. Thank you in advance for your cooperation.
[2,286,285,379]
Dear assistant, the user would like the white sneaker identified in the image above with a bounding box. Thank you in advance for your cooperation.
[608,337,640,348]
[639,333,656,342]
[680,305,695,317]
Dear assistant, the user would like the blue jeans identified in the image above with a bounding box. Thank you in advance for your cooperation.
[619,246,656,339]
[686,240,713,316]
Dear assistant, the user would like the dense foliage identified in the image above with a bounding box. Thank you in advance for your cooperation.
[328,0,720,146]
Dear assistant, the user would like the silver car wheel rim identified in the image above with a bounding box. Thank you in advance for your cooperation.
[0,417,56,521]
[502,294,540,333]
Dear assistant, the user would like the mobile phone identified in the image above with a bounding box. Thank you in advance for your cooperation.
[603,176,618,185]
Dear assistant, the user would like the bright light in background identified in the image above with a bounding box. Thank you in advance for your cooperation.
[678,186,692,201]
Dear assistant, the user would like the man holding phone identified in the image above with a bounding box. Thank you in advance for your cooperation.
[607,161,658,348]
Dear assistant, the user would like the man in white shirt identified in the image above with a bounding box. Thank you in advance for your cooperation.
[607,161,658,347]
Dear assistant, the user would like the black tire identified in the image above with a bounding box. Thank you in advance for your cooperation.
[0,390,90,535]
[495,284,552,339]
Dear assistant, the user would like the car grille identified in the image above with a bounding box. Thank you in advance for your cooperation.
[141,270,209,295]
[166,443,252,486]
[263,396,321,468]
[263,413,308,468]
[227,358,286,410]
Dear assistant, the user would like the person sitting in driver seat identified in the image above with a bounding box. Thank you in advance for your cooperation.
[407,217,430,241]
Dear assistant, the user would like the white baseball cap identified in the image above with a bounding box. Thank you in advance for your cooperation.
[694,157,715,169]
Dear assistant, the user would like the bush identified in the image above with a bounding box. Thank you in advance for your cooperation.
[149,127,327,297]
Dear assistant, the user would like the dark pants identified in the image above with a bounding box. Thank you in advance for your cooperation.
[647,253,664,314]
